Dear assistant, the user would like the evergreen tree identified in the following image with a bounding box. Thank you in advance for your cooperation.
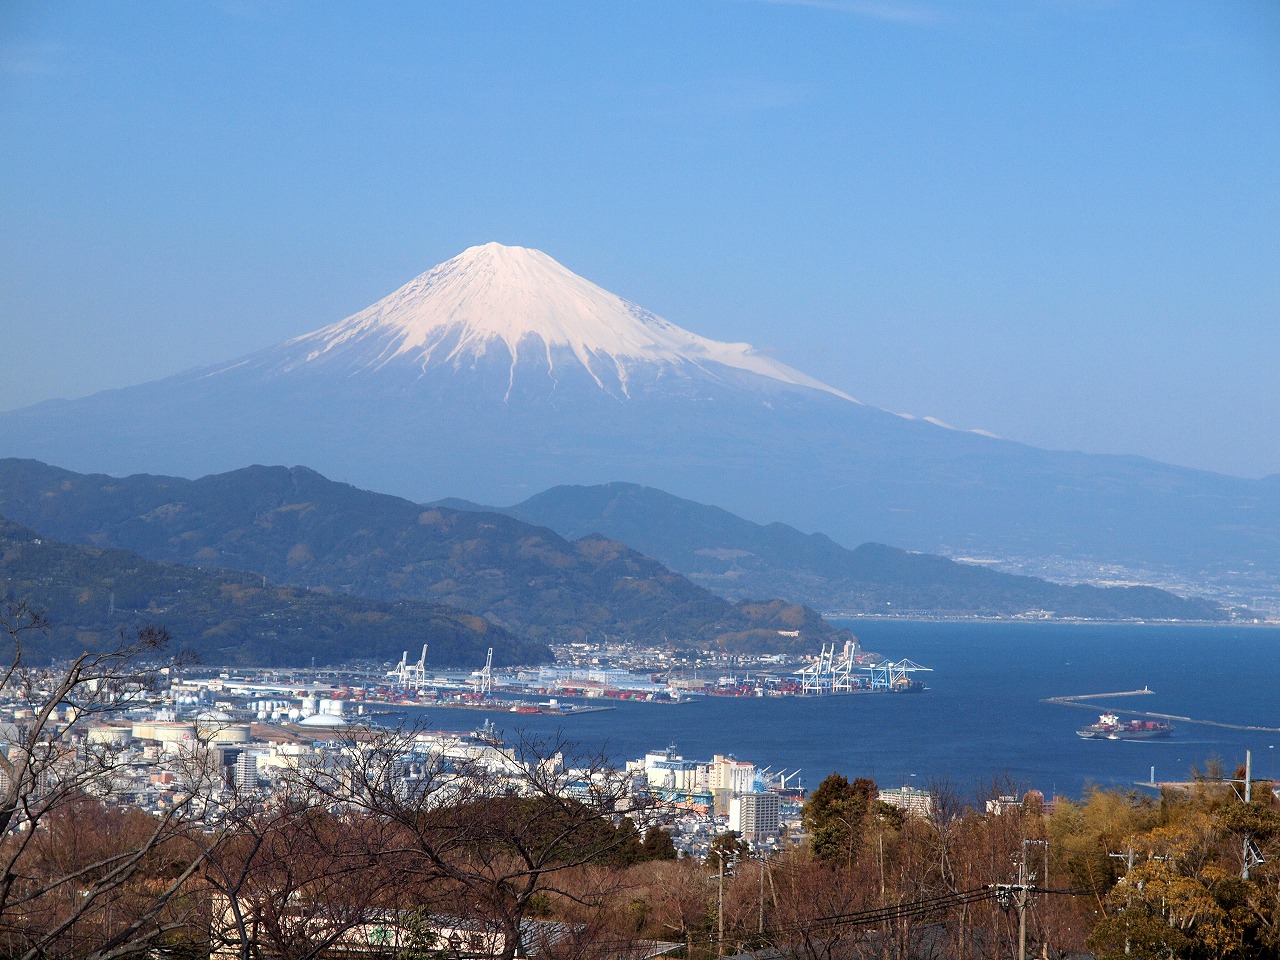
[801,773,880,866]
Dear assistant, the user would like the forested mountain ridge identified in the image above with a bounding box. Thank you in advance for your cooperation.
[470,482,1229,620]
[0,460,854,652]
[0,516,536,667]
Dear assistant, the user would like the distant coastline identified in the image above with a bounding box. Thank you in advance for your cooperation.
[828,613,1280,627]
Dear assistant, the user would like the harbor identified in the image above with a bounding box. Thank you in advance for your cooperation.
[153,621,1280,799]
[369,639,936,705]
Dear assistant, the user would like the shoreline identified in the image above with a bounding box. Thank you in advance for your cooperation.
[828,614,1279,628]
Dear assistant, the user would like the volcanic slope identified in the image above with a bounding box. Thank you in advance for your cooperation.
[472,482,1224,620]
[0,459,851,653]
[0,516,534,667]
[1,242,1275,574]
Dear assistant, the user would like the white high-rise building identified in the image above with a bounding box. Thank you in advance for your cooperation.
[729,791,781,841]
[234,751,263,790]
[879,785,934,817]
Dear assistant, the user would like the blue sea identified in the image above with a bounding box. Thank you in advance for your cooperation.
[388,622,1280,801]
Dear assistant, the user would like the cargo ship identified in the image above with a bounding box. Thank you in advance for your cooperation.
[1076,712,1172,740]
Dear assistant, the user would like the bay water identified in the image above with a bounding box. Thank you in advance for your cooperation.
[390,622,1280,801]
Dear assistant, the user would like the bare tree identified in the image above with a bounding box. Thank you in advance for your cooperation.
[205,802,408,960]
[288,726,653,960]
[0,600,215,959]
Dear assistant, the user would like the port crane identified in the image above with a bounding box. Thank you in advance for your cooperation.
[798,642,931,694]
[862,658,932,691]
[757,767,803,794]
[797,640,866,694]
[387,644,429,689]
[471,647,494,697]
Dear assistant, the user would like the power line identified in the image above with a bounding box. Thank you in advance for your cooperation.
[582,885,1008,955]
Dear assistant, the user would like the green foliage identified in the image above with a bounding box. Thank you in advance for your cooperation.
[597,820,679,867]
[1218,799,1280,843]
[1088,903,1196,960]
[420,795,645,874]
[602,817,647,868]
[1048,788,1162,896]
[393,908,440,960]
[801,773,883,866]
[640,826,678,861]
[1062,787,1280,960]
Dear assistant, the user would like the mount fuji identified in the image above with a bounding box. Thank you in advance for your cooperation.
[3,242,1276,576]
[261,241,854,404]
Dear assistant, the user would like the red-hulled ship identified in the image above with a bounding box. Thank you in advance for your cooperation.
[1076,712,1172,740]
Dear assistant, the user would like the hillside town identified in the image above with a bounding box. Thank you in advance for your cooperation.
[4,612,1280,959]
[2,641,941,861]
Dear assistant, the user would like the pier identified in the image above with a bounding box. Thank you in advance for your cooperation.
[1043,688,1280,733]
[1043,687,1153,705]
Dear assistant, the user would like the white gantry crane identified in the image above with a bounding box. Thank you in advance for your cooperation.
[798,640,863,694]
[387,644,429,689]
[471,647,494,697]
[797,640,931,695]
[862,658,932,692]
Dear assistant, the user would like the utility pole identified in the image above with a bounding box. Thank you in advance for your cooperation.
[1242,750,1267,880]
[1245,748,1253,881]
[1015,850,1028,960]
[758,854,766,936]
[718,848,726,957]
[1222,749,1265,880]
[1109,844,1137,956]
[879,831,886,904]
[995,839,1046,960]
[1247,749,1253,803]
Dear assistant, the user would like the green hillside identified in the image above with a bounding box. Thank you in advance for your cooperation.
[0,460,855,652]
[0,516,540,667]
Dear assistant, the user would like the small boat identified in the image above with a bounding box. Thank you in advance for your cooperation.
[1077,712,1172,740]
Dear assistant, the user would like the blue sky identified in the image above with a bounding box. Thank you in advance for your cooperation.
[2,1,1277,477]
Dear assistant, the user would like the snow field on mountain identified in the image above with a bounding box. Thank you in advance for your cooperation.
[275,242,857,402]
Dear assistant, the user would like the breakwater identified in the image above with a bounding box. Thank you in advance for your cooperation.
[1042,688,1280,733]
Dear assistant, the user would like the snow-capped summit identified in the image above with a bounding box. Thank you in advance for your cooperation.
[251,242,855,402]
